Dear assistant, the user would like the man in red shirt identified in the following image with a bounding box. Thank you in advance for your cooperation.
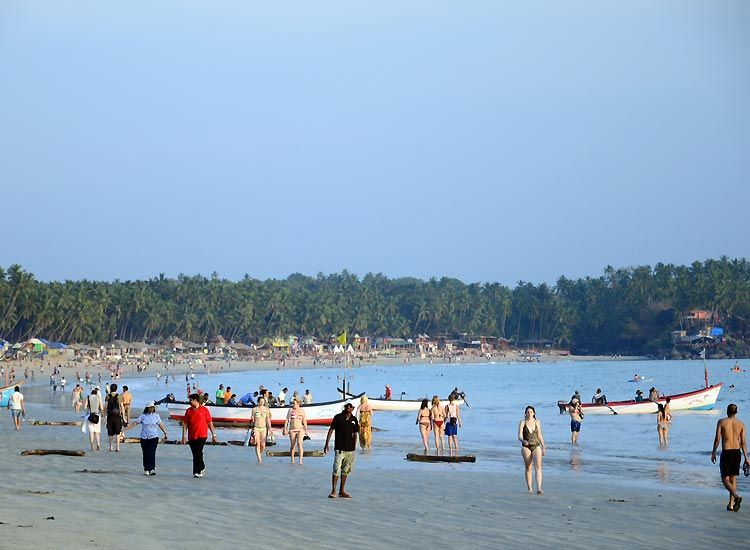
[181,393,218,477]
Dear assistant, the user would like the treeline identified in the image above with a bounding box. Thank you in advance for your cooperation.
[1,258,749,355]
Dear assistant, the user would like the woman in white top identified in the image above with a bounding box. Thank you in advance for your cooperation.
[85,388,104,451]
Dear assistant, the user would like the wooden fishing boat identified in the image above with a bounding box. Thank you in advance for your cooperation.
[166,393,364,427]
[338,389,465,411]
[557,383,722,415]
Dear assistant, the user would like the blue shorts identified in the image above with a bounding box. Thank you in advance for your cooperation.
[570,420,581,432]
[11,410,23,419]
[445,422,458,437]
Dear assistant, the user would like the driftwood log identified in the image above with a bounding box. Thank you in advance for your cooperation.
[29,420,83,426]
[21,450,85,457]
[406,453,476,463]
[266,450,325,458]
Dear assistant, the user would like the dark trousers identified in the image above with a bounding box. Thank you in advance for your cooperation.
[140,437,158,472]
[188,438,206,474]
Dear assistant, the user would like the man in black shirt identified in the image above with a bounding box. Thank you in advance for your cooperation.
[324,402,359,498]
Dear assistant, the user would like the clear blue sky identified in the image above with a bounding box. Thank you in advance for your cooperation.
[1,1,748,285]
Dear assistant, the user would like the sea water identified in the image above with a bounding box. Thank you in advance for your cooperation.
[49,358,750,493]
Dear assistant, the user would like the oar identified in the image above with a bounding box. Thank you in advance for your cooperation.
[604,403,618,415]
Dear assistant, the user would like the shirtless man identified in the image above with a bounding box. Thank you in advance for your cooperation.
[121,386,132,424]
[711,403,749,512]
[569,400,583,445]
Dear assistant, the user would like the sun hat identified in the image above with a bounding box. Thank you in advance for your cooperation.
[146,401,156,408]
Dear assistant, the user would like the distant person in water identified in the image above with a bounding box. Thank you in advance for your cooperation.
[711,403,749,512]
[384,384,392,400]
[518,405,546,494]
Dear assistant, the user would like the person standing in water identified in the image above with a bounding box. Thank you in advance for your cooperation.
[430,396,446,452]
[358,395,373,449]
[711,403,749,512]
[416,399,431,452]
[569,399,583,445]
[518,405,546,494]
[444,394,462,453]
[656,403,669,447]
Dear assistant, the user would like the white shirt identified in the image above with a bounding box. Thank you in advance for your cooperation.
[9,392,24,410]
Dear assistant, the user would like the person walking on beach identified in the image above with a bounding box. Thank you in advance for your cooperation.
[569,400,583,445]
[124,401,169,476]
[105,384,125,452]
[444,393,462,453]
[121,386,132,424]
[518,405,546,494]
[249,396,272,464]
[358,395,373,449]
[325,402,359,498]
[8,386,25,430]
[656,403,669,447]
[431,396,446,452]
[72,384,84,412]
[711,403,749,512]
[85,387,104,451]
[181,393,219,478]
[283,398,309,464]
[416,399,432,452]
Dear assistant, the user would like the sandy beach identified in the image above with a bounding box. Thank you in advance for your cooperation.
[1,359,748,550]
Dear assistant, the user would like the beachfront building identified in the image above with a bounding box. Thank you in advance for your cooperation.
[352,334,371,352]
[208,335,228,352]
[228,342,253,357]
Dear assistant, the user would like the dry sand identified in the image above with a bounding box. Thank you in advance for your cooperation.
[2,386,749,549]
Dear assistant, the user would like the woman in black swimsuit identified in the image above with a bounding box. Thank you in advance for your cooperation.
[518,405,546,494]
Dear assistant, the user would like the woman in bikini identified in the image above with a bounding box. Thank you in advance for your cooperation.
[283,398,308,464]
[358,395,373,449]
[656,403,669,447]
[518,405,546,494]
[430,395,445,452]
[251,396,272,464]
[416,399,432,452]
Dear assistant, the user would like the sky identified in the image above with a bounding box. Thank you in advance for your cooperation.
[1,1,748,286]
